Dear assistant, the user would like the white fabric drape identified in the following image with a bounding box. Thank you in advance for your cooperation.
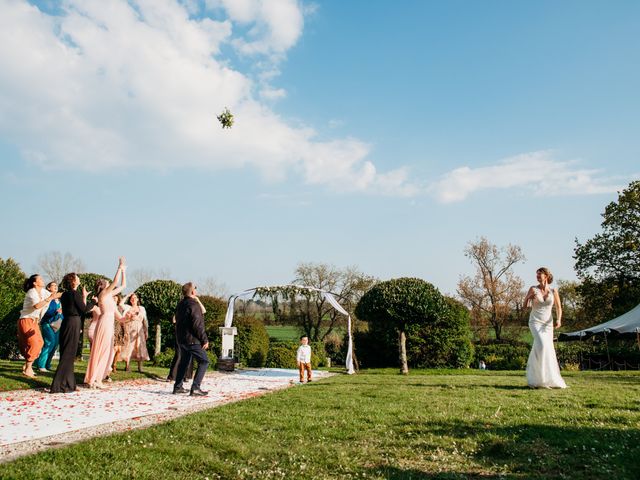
[322,292,355,374]
[224,285,355,374]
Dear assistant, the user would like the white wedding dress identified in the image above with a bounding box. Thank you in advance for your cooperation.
[526,287,567,389]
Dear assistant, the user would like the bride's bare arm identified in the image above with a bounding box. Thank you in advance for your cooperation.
[553,289,562,328]
[522,287,534,309]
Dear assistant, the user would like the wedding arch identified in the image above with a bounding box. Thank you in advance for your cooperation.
[224,285,355,374]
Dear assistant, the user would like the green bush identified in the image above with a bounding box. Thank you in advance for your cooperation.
[473,341,530,370]
[135,280,182,358]
[265,342,297,369]
[201,294,228,359]
[0,305,21,359]
[324,332,344,364]
[0,258,26,359]
[555,338,640,370]
[234,316,270,367]
[265,341,325,369]
[355,278,473,369]
[153,347,175,367]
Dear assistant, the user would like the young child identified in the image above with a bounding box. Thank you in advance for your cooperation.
[296,336,312,383]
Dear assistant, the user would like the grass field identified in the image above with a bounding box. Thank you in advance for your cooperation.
[2,369,639,479]
[265,325,345,342]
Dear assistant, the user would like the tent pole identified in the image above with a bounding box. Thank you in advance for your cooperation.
[604,330,611,370]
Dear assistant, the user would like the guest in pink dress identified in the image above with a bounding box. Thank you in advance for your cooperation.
[87,303,101,350]
[84,257,128,389]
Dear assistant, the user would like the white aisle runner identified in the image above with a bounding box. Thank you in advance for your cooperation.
[0,369,329,446]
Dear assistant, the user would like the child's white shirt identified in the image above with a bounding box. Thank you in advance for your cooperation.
[296,344,312,363]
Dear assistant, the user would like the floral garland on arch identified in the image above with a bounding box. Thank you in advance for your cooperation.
[224,284,355,374]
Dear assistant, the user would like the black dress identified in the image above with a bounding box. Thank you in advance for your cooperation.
[51,290,91,393]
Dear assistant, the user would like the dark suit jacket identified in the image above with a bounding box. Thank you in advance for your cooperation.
[175,297,208,346]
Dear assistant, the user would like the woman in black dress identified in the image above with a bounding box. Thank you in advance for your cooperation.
[50,272,93,393]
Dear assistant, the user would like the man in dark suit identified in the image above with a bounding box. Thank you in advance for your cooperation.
[173,282,209,396]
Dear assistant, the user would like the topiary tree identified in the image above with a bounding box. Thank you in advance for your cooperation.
[0,258,26,359]
[77,273,110,294]
[135,280,182,357]
[356,277,472,374]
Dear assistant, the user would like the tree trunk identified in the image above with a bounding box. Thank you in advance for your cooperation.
[154,323,161,357]
[493,323,502,341]
[398,329,409,375]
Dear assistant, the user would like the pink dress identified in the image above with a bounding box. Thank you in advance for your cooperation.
[84,296,117,385]
[87,306,101,349]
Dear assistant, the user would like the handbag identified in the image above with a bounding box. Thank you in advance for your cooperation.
[50,318,62,332]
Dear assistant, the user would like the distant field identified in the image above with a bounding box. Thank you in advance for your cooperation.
[265,325,346,342]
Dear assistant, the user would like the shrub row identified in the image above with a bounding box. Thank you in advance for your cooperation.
[472,341,530,370]
[265,341,327,369]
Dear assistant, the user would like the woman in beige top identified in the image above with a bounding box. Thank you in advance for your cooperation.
[18,274,62,378]
[121,293,150,372]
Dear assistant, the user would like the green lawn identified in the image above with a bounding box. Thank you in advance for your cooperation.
[265,325,345,342]
[2,369,639,479]
[0,359,169,392]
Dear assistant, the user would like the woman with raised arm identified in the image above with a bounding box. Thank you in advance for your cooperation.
[51,273,93,393]
[84,257,130,389]
[18,274,62,378]
[523,267,567,389]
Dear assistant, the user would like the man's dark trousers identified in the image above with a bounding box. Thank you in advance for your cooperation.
[174,343,209,391]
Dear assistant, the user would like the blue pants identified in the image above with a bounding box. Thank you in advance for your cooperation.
[174,344,209,391]
[36,323,59,370]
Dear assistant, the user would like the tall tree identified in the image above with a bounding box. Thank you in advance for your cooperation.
[574,180,640,319]
[575,180,640,281]
[36,251,86,283]
[292,263,377,342]
[457,237,525,341]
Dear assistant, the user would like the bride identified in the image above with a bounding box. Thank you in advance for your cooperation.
[523,267,567,389]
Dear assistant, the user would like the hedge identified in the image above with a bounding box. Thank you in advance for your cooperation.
[265,341,326,369]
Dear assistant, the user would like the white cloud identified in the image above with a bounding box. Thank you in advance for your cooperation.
[430,151,623,203]
[0,0,414,195]
[206,0,304,56]
[259,86,286,100]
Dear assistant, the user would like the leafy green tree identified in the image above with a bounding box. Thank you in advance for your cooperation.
[574,180,640,320]
[575,180,640,281]
[135,280,182,357]
[356,277,470,374]
[0,257,26,358]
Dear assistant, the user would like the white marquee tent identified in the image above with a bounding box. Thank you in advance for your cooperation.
[558,303,640,341]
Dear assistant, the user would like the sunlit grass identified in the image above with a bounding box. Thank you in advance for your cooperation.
[2,369,639,479]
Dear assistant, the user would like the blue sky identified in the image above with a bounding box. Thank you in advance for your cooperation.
[0,0,638,296]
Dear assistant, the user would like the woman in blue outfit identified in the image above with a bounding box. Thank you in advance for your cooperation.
[35,282,63,372]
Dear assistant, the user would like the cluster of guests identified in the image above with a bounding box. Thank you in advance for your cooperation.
[17,257,150,392]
